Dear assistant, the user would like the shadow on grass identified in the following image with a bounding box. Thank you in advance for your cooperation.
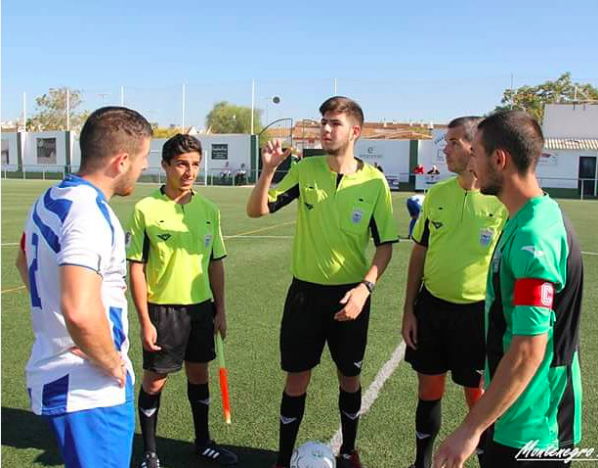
[2,407,276,467]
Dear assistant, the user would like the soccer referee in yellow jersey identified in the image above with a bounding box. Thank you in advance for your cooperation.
[402,117,508,468]
[247,96,399,468]
[126,134,237,468]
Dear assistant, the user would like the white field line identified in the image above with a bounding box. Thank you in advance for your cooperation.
[328,341,407,455]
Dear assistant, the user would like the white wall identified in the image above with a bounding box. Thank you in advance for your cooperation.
[354,140,411,181]
[417,129,452,178]
[146,135,252,175]
[537,149,598,188]
[1,132,20,167]
[71,134,253,175]
[543,104,598,138]
[22,132,68,169]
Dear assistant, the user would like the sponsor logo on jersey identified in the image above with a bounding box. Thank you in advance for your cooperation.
[157,233,172,241]
[521,245,545,257]
[431,220,443,229]
[205,234,212,247]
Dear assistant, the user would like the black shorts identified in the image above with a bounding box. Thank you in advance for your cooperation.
[482,436,572,468]
[405,287,485,387]
[142,301,216,374]
[280,278,371,377]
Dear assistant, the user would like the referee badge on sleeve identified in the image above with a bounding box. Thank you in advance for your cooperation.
[125,232,132,248]
[204,234,212,247]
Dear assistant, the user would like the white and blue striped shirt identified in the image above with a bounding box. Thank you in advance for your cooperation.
[23,174,134,415]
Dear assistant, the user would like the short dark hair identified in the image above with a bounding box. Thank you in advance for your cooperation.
[447,116,482,142]
[319,96,364,127]
[477,111,544,174]
[79,107,152,172]
[162,134,203,164]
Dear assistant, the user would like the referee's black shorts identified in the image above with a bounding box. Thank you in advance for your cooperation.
[280,278,371,377]
[142,301,216,374]
[405,286,485,387]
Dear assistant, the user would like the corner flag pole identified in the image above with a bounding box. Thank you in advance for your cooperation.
[216,332,231,424]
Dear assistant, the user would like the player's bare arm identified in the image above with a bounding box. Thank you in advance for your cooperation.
[246,140,291,217]
[433,333,548,468]
[129,261,161,352]
[334,243,393,321]
[60,265,126,387]
[15,248,29,291]
[208,259,227,339]
[401,242,427,349]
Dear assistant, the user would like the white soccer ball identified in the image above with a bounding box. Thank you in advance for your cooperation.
[290,441,336,468]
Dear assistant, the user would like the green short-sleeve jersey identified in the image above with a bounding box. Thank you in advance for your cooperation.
[126,187,226,305]
[412,177,507,303]
[485,196,583,449]
[268,156,398,285]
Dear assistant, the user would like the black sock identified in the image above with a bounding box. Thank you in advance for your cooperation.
[139,388,162,454]
[339,387,361,455]
[277,392,306,467]
[188,382,210,446]
[414,398,441,468]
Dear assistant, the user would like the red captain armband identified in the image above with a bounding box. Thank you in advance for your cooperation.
[513,278,555,309]
[20,232,26,252]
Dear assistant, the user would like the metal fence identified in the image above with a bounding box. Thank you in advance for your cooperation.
[2,165,597,200]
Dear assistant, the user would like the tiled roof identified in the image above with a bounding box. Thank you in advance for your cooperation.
[544,138,598,151]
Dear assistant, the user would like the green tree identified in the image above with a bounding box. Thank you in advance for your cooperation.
[151,124,179,139]
[206,101,263,134]
[495,73,598,122]
[27,87,89,132]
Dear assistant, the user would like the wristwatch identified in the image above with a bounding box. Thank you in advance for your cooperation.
[360,280,375,294]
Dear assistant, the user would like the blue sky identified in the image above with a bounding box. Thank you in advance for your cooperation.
[2,0,597,127]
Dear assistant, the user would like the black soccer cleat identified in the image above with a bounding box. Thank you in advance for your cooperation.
[196,440,239,465]
[139,451,161,468]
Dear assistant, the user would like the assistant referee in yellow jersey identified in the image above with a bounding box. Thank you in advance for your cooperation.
[247,96,399,468]
[126,134,237,468]
[402,117,507,468]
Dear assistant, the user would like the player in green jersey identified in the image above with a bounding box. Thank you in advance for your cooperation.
[434,111,584,468]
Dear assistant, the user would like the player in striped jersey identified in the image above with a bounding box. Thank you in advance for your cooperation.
[16,107,152,468]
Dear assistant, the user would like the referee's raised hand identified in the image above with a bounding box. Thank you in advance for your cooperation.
[262,140,292,171]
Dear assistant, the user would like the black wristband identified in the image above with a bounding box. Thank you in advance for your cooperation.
[361,280,375,293]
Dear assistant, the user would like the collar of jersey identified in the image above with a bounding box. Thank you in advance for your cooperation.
[323,156,366,178]
[159,185,196,201]
[60,174,107,202]
[512,194,548,221]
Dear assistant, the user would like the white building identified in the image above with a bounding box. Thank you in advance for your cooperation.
[539,103,598,197]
